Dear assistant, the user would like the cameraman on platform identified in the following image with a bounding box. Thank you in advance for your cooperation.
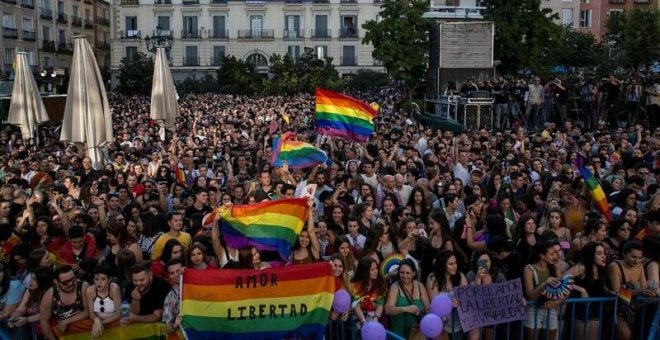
[493,77,511,130]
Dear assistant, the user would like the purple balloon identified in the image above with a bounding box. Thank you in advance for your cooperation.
[431,294,453,317]
[361,321,386,340]
[332,289,351,313]
[420,313,444,338]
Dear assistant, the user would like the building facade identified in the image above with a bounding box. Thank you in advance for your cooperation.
[110,0,385,83]
[1,0,38,77]
[540,0,581,28]
[578,0,657,40]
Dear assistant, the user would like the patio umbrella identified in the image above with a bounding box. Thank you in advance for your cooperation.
[150,46,179,141]
[60,36,113,170]
[7,52,49,142]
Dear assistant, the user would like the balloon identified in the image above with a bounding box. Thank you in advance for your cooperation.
[431,294,453,317]
[370,102,380,112]
[361,321,386,340]
[332,289,351,313]
[420,313,444,338]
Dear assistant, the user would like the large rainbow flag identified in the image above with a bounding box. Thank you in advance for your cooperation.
[272,132,332,169]
[57,321,174,340]
[182,263,334,339]
[216,198,308,260]
[579,166,613,222]
[315,88,377,142]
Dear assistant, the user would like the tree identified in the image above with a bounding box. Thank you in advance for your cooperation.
[216,55,262,95]
[362,0,431,99]
[117,52,154,95]
[264,49,342,95]
[345,69,389,91]
[484,0,563,74]
[550,26,606,68]
[606,8,660,69]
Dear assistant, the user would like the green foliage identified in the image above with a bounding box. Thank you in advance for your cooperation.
[216,55,262,95]
[345,69,389,91]
[606,8,660,69]
[550,26,606,68]
[117,52,154,95]
[263,49,342,95]
[362,0,431,98]
[484,0,563,74]
[176,74,219,95]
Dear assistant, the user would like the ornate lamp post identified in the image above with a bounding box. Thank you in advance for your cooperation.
[144,26,173,53]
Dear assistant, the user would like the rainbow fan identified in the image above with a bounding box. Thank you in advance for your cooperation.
[380,253,405,277]
[543,274,574,300]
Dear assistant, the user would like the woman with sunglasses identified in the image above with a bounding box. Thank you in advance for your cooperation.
[85,263,121,338]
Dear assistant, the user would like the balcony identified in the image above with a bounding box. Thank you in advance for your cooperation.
[72,17,82,26]
[283,29,303,40]
[210,0,227,3]
[340,55,357,66]
[98,41,111,50]
[609,0,624,3]
[41,40,56,52]
[58,42,73,54]
[1,0,17,4]
[57,13,67,23]
[339,27,358,39]
[3,28,18,39]
[311,29,331,39]
[181,29,201,39]
[312,0,329,3]
[40,8,53,19]
[211,56,224,66]
[21,0,34,8]
[183,57,199,66]
[152,29,173,37]
[121,0,139,5]
[84,19,93,28]
[182,0,199,4]
[120,30,141,39]
[96,16,110,26]
[22,30,36,41]
[237,29,274,39]
[340,0,357,3]
[154,0,171,4]
[284,0,302,4]
[423,2,485,20]
[208,29,228,39]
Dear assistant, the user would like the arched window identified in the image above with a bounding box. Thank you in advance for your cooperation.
[246,53,268,67]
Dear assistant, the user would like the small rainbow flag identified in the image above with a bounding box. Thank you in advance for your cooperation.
[182,263,334,339]
[175,167,192,188]
[217,198,308,260]
[579,167,613,222]
[618,287,633,304]
[315,88,377,142]
[272,132,332,170]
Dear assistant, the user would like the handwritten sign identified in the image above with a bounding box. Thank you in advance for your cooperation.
[452,279,526,331]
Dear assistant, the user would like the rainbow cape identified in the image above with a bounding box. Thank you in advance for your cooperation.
[181,263,334,339]
[217,198,308,260]
[579,167,613,222]
[272,132,332,169]
[175,167,192,189]
[315,88,377,142]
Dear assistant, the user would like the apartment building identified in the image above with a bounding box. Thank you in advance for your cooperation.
[94,0,111,68]
[1,0,38,77]
[578,0,657,40]
[540,0,581,27]
[110,0,385,82]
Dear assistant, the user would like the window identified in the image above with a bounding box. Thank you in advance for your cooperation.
[125,46,138,63]
[287,45,300,62]
[184,46,198,65]
[212,45,225,65]
[58,29,65,43]
[42,25,50,40]
[342,45,356,65]
[3,13,15,28]
[315,45,327,59]
[246,53,267,67]
[183,15,198,37]
[72,5,78,18]
[44,56,51,68]
[562,9,573,26]
[315,15,328,37]
[26,51,34,66]
[579,10,591,28]
[581,0,590,3]
[250,15,262,37]
[157,16,170,30]
[341,15,357,37]
[41,0,51,9]
[85,9,90,20]
[125,16,138,37]
[608,9,624,16]
[23,18,33,30]
[212,15,225,38]
[285,15,300,38]
[4,48,15,66]
[57,1,64,14]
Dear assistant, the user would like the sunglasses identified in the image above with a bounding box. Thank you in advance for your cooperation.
[59,277,76,286]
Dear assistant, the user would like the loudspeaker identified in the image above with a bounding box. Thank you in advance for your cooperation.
[461,103,493,130]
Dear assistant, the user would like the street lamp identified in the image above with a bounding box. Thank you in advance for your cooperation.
[144,25,173,54]
[40,69,57,93]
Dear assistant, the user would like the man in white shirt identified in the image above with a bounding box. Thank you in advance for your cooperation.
[526,77,545,129]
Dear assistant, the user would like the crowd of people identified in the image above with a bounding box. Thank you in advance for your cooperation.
[0,78,657,340]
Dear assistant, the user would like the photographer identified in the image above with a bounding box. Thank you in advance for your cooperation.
[603,75,621,127]
[493,77,510,130]
[544,78,568,127]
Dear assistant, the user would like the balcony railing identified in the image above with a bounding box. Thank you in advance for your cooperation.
[152,29,173,37]
[339,27,358,38]
[40,8,53,19]
[71,17,82,26]
[58,42,73,54]
[312,0,329,3]
[154,0,171,4]
[21,0,34,8]
[96,16,110,26]
[1,0,17,4]
[182,0,198,4]
[98,42,111,50]
[424,4,485,19]
[23,30,36,41]
[41,40,56,51]
[340,55,357,66]
[237,29,274,39]
[208,29,228,39]
[283,29,303,40]
[181,29,201,39]
[3,27,18,39]
[340,0,357,3]
[84,19,93,28]
[634,0,650,2]
[609,0,624,3]
[210,0,227,3]
[211,56,224,66]
[284,0,302,4]
[57,13,67,23]
[183,57,200,66]
[120,30,141,39]
[311,29,331,39]
[121,0,139,5]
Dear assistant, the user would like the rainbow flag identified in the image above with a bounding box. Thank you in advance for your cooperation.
[272,132,332,170]
[175,167,192,188]
[58,321,173,340]
[217,198,308,260]
[618,287,633,304]
[315,88,377,142]
[579,167,613,222]
[182,263,334,339]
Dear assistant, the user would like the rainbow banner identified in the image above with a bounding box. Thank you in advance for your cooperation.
[579,167,613,222]
[315,88,377,142]
[272,132,332,169]
[175,167,192,189]
[182,263,334,339]
[58,321,174,340]
[218,198,308,260]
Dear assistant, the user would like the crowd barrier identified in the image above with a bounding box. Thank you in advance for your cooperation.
[326,296,660,340]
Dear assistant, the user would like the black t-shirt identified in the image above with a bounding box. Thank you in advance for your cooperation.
[124,276,172,316]
[185,204,212,221]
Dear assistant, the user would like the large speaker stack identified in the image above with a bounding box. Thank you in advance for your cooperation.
[458,97,494,130]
